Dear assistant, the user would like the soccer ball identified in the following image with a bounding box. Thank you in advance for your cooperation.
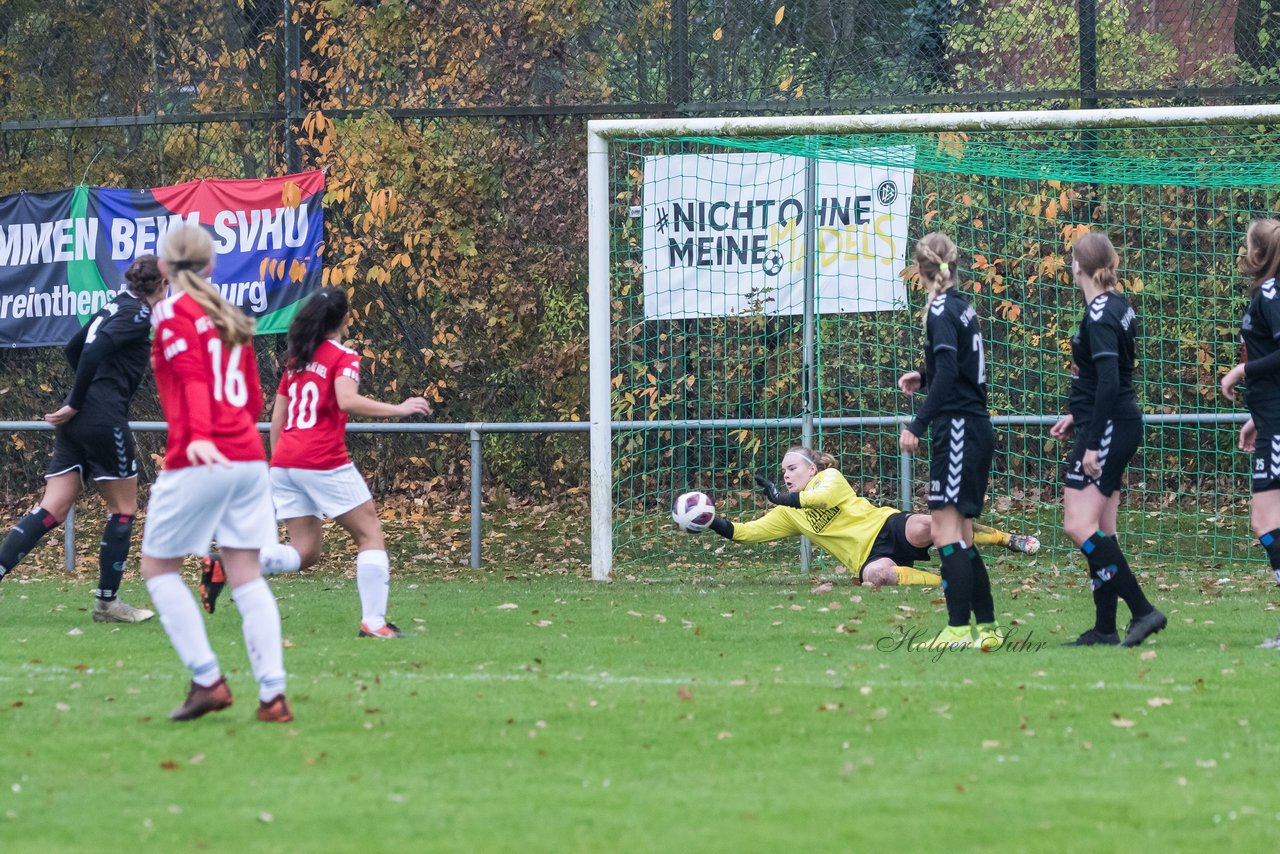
[672,491,715,532]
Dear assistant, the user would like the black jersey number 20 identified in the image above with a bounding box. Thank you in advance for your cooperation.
[972,332,986,385]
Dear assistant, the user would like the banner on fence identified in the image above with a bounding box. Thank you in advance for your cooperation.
[0,170,325,347]
[642,151,914,319]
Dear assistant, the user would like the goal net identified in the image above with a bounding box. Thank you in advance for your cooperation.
[588,107,1280,582]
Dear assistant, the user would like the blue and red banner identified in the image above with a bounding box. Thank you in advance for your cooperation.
[0,170,325,347]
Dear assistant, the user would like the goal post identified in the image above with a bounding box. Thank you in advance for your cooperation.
[589,104,1280,583]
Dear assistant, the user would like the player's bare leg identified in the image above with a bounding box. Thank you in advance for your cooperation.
[335,500,399,638]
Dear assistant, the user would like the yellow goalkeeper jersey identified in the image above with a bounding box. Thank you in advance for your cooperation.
[731,468,899,571]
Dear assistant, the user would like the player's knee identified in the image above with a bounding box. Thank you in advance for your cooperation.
[861,562,898,586]
[38,500,72,525]
[905,514,932,548]
[1063,518,1093,547]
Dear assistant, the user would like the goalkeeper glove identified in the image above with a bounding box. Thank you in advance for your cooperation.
[753,474,802,508]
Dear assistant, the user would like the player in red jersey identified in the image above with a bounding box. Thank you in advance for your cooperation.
[138,224,291,723]
[202,287,430,636]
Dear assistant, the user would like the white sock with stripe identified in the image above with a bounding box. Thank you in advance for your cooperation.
[356,549,390,631]
[145,573,221,687]
[231,578,287,702]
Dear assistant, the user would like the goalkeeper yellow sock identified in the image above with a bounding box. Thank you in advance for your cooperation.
[894,565,942,585]
[972,522,1009,547]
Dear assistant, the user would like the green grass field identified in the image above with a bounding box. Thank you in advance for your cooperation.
[4,511,1280,853]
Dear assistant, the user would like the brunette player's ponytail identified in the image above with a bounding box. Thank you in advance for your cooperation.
[160,225,255,345]
[284,288,351,372]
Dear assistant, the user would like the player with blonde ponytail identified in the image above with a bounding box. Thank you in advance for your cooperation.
[897,232,1001,650]
[138,224,291,723]
[160,224,255,346]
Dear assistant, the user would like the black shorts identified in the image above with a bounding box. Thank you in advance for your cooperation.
[859,512,932,579]
[1251,431,1280,494]
[47,420,138,482]
[1064,417,1141,497]
[926,416,993,517]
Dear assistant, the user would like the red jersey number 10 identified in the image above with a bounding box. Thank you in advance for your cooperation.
[285,381,320,430]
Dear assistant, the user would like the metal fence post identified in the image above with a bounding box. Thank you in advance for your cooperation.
[469,425,482,569]
[282,0,302,173]
[899,429,913,512]
[799,145,818,572]
[64,505,75,573]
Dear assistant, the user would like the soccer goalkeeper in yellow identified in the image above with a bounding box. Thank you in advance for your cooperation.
[700,447,1038,585]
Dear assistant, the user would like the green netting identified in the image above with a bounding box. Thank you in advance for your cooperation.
[610,123,1280,581]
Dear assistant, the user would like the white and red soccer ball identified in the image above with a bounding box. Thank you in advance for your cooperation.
[671,491,715,532]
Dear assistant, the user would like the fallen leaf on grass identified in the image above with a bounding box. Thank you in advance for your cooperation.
[1111,717,1136,728]
[160,760,179,770]
[626,610,643,617]
[717,731,733,740]
[530,620,553,628]
[258,812,274,823]
[1147,697,1173,707]
[1196,759,1217,769]
[497,603,518,610]
[55,703,70,712]
[982,740,1000,749]
[677,687,694,702]
[190,754,205,765]
[818,703,842,711]
[1140,651,1157,661]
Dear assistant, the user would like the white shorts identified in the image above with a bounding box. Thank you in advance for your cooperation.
[269,463,373,520]
[141,461,276,558]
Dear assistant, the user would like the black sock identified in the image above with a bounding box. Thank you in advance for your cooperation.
[1079,534,1119,633]
[1092,586,1119,635]
[1259,529,1280,583]
[1083,531,1153,620]
[967,546,995,624]
[0,507,60,581]
[938,542,973,628]
[95,513,133,602]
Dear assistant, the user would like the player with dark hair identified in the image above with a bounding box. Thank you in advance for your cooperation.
[1053,231,1164,647]
[0,256,166,622]
[1221,218,1280,649]
[200,287,431,637]
[139,224,290,723]
[694,446,1038,585]
[897,231,1000,650]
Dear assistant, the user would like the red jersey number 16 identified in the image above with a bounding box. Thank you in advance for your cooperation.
[207,339,248,408]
